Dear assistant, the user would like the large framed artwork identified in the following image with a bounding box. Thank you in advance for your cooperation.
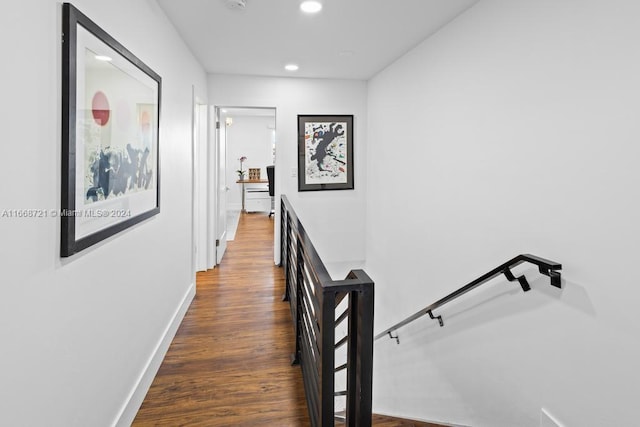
[297,115,354,191]
[61,3,161,257]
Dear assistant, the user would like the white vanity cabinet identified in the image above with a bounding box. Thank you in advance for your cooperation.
[244,184,270,213]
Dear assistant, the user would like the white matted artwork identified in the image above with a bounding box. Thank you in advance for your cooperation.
[297,115,354,191]
[61,3,161,257]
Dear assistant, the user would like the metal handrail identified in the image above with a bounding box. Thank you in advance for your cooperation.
[280,195,375,426]
[375,254,562,342]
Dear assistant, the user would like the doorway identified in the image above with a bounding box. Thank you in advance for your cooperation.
[215,107,276,264]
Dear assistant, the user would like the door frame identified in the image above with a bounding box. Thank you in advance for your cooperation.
[213,106,277,265]
[214,106,228,264]
[192,89,214,273]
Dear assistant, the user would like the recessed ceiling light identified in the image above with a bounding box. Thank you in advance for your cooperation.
[285,64,299,71]
[95,55,112,61]
[300,1,322,13]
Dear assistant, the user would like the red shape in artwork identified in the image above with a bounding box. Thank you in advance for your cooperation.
[92,91,110,126]
[140,110,150,129]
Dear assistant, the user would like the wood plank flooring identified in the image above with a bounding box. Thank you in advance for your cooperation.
[133,212,310,426]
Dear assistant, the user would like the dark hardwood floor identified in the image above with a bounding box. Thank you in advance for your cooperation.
[133,211,309,426]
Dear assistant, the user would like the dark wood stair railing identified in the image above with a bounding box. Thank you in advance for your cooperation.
[280,195,375,427]
[375,254,562,343]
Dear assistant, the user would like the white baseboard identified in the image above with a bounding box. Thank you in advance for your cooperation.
[112,282,196,427]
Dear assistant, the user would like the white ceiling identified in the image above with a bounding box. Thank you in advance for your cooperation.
[156,0,479,80]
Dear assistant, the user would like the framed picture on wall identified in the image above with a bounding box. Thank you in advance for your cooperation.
[297,115,354,191]
[61,3,161,257]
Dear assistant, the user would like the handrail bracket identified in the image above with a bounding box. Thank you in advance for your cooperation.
[503,267,531,292]
[427,310,444,327]
[538,266,562,288]
[387,331,400,344]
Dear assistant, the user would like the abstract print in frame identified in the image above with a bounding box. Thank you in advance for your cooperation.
[61,3,161,257]
[298,115,354,191]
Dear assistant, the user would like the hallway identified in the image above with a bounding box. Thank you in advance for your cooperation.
[133,212,310,425]
[132,210,444,426]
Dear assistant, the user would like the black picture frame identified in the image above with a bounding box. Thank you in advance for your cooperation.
[297,115,354,191]
[61,3,161,257]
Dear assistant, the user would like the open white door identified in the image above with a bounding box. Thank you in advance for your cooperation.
[193,97,209,272]
[215,107,228,264]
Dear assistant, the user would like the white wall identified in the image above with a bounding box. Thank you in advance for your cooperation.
[224,114,275,209]
[0,1,206,425]
[367,0,640,426]
[209,75,367,273]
